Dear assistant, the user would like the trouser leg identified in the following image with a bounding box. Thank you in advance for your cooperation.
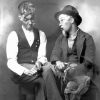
[43,66,63,100]
[80,81,97,100]
[19,74,46,100]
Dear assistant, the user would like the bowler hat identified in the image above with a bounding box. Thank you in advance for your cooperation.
[55,5,82,26]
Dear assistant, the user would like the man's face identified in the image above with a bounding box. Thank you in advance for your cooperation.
[58,14,72,32]
[19,3,35,30]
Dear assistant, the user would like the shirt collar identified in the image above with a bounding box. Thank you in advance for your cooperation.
[68,28,79,41]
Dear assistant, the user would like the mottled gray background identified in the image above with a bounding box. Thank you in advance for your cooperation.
[0,0,100,100]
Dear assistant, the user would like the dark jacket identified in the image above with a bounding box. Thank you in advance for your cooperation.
[50,28,96,78]
[50,28,97,100]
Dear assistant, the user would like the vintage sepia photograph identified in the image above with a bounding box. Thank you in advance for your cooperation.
[0,0,100,100]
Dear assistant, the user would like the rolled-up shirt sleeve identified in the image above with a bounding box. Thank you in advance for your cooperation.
[6,31,29,76]
[37,30,48,64]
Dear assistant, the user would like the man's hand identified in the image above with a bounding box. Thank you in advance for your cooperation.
[69,63,77,68]
[56,61,65,70]
[23,69,37,76]
[35,61,42,70]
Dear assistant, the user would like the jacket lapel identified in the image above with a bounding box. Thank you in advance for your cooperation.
[61,35,68,62]
[76,29,85,60]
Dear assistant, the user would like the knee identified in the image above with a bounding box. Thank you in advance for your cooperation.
[43,68,54,80]
[34,77,45,85]
[42,62,51,71]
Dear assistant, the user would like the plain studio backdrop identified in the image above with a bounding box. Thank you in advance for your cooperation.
[0,0,100,100]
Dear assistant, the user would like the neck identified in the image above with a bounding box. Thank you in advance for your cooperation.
[69,25,78,36]
[22,24,33,31]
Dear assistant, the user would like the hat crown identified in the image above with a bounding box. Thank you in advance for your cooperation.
[62,5,79,15]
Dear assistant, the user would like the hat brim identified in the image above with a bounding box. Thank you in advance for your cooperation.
[74,14,82,26]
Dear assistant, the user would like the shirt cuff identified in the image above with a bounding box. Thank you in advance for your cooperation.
[7,59,29,76]
[37,56,48,64]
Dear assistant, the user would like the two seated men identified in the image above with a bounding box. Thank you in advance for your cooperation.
[6,1,97,100]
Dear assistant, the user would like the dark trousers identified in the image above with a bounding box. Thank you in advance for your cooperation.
[64,81,97,100]
[80,81,97,100]
[43,67,63,100]
[19,75,46,100]
[54,75,97,100]
[16,64,63,100]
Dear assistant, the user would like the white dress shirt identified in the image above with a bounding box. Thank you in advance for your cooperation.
[6,26,47,76]
[68,35,77,49]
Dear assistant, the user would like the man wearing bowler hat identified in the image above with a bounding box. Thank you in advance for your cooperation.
[50,5,97,100]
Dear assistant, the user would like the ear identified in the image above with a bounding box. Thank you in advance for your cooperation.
[18,14,23,21]
[70,17,74,24]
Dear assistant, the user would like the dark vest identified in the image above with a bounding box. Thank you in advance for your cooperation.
[16,27,40,64]
[67,37,79,63]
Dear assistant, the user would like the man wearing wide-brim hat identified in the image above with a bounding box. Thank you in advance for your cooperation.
[55,5,82,26]
[51,5,97,100]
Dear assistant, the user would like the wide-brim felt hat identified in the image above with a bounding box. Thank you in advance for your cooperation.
[55,5,82,26]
